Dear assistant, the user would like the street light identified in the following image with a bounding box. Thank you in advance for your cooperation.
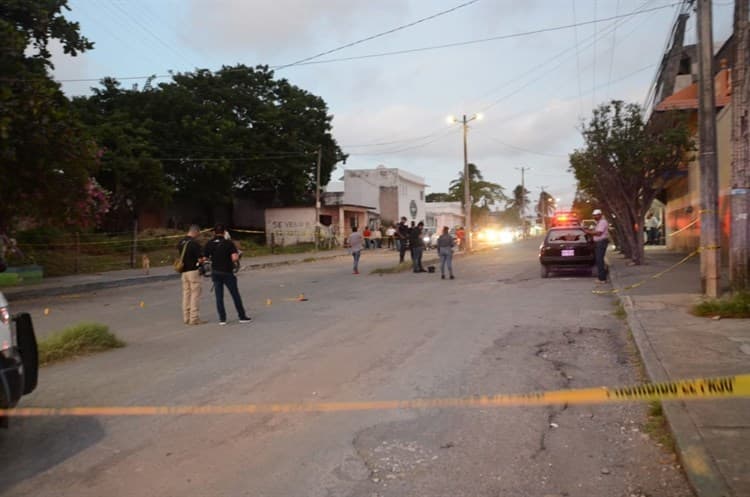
[446,113,483,252]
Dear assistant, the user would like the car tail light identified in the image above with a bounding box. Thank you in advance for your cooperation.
[0,306,9,325]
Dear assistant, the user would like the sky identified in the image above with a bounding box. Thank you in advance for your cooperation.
[50,0,737,212]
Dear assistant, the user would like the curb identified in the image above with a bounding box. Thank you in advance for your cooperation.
[611,262,731,497]
[3,252,349,302]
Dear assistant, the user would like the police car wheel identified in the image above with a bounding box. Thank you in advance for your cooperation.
[15,313,38,395]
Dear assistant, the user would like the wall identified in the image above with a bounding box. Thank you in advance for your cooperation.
[264,208,315,246]
[665,106,733,259]
[397,176,426,223]
[379,186,398,223]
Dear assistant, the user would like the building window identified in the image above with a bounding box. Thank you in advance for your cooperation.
[420,190,424,201]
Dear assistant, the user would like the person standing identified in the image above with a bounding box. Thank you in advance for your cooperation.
[437,226,455,280]
[372,227,382,248]
[397,217,410,263]
[410,221,426,273]
[385,225,396,249]
[362,226,371,249]
[204,224,251,325]
[645,212,661,245]
[177,225,205,325]
[347,226,364,274]
[585,209,610,284]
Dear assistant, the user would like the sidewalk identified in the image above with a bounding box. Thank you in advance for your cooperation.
[607,246,749,497]
[0,248,354,301]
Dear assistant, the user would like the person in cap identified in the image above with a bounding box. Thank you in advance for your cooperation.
[585,209,609,283]
[204,224,251,325]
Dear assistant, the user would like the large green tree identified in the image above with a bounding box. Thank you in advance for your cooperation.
[569,100,693,264]
[76,65,344,223]
[0,0,99,231]
[72,78,172,229]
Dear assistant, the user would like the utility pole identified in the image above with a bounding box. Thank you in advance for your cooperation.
[315,145,322,251]
[697,0,721,297]
[730,0,750,290]
[462,115,472,253]
[516,166,530,238]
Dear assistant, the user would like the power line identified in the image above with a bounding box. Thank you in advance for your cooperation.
[273,0,482,70]
[287,3,680,67]
[5,2,678,85]
[606,0,622,100]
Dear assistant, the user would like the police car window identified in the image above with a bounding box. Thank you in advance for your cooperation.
[548,230,586,243]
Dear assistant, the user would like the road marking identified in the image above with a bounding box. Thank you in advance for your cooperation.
[3,373,748,418]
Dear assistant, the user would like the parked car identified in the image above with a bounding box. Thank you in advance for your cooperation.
[539,227,595,278]
[0,291,39,426]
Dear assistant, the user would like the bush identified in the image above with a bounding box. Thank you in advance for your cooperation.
[38,322,125,365]
[692,292,750,319]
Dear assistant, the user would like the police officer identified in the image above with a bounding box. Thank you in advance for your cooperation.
[204,224,251,325]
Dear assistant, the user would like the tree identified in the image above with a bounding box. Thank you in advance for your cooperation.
[536,190,555,226]
[505,184,531,224]
[448,163,506,221]
[569,100,693,264]
[72,79,172,230]
[0,0,99,231]
[426,192,455,202]
[76,65,344,223]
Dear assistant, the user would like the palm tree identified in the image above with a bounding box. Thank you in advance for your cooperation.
[505,184,530,224]
[448,163,506,211]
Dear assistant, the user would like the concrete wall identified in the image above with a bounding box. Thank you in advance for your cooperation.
[342,167,425,223]
[265,207,316,246]
[379,186,398,224]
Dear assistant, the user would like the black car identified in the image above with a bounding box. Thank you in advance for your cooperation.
[539,227,595,278]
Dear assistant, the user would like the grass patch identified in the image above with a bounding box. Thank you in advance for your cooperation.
[692,291,750,318]
[370,261,414,274]
[38,322,125,366]
[613,301,627,320]
[643,400,676,452]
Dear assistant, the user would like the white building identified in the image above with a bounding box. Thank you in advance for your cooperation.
[340,166,427,225]
[425,202,465,231]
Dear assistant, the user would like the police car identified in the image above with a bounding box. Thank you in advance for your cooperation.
[0,291,38,425]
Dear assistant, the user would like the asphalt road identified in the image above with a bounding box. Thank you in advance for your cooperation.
[0,241,693,497]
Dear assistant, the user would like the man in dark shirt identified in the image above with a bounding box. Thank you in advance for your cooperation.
[397,217,411,263]
[409,221,426,273]
[177,225,205,325]
[204,224,251,325]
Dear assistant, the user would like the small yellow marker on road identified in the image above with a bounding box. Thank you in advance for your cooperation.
[44,308,50,316]
[266,298,272,306]
[139,301,145,308]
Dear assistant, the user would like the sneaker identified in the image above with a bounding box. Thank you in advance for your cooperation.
[353,270,359,275]
[239,318,252,324]
[189,319,208,325]
[450,275,455,280]
[441,275,445,279]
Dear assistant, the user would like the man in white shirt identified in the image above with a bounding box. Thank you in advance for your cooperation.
[645,212,661,245]
[385,225,396,249]
[585,209,610,283]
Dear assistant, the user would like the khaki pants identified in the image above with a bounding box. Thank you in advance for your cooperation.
[181,270,202,323]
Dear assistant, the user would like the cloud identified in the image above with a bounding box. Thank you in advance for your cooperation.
[181,0,405,59]
[47,40,104,96]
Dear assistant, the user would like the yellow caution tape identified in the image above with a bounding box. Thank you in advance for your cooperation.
[593,248,700,295]
[3,373,748,418]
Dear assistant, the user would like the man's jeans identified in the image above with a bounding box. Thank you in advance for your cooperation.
[594,239,609,281]
[352,250,361,272]
[412,247,424,271]
[399,241,409,263]
[211,271,248,322]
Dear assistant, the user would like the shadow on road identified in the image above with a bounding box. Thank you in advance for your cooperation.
[0,416,106,492]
